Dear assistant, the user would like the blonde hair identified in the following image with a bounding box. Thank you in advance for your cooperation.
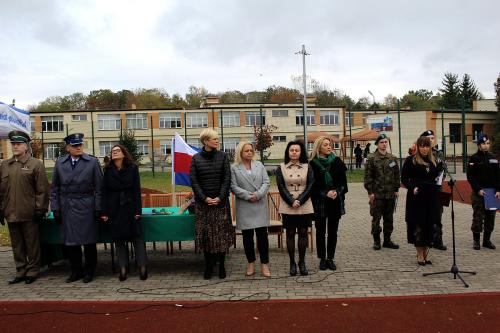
[414,136,436,166]
[310,136,331,160]
[234,141,255,165]
[199,128,219,146]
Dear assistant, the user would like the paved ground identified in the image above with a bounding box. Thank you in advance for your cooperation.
[1,180,499,301]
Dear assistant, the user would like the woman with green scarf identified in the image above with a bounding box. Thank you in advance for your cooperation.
[310,136,348,271]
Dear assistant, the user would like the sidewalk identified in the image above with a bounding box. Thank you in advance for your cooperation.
[1,183,499,301]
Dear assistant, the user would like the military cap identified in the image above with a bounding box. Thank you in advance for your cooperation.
[375,133,389,145]
[477,133,489,145]
[420,130,434,137]
[64,133,84,146]
[8,130,30,143]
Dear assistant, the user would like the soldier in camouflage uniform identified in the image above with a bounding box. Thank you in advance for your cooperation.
[466,133,499,250]
[420,130,447,251]
[364,134,400,250]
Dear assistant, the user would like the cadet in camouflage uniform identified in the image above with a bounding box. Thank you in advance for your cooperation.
[364,134,400,250]
[419,130,447,250]
[466,133,499,250]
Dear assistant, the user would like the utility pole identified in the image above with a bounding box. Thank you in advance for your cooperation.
[295,45,309,149]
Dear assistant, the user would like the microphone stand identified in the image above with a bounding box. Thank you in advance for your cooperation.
[423,158,476,287]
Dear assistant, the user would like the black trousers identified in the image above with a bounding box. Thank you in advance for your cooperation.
[66,244,97,274]
[315,216,340,260]
[241,227,269,264]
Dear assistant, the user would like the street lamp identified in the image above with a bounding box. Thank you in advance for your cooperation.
[295,44,309,150]
[368,90,375,105]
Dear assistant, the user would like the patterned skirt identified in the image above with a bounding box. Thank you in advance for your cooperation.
[195,201,235,253]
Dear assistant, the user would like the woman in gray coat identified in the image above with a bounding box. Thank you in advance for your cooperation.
[231,141,271,277]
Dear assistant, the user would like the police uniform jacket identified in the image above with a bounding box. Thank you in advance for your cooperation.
[0,155,49,222]
[50,153,103,245]
[466,150,500,193]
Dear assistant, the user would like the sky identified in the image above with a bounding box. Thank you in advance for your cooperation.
[0,0,499,109]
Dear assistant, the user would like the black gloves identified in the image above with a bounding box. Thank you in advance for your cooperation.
[53,210,62,224]
[33,211,46,224]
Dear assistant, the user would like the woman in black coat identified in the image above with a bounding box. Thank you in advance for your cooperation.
[101,144,147,281]
[309,136,348,271]
[190,128,235,280]
[401,136,443,266]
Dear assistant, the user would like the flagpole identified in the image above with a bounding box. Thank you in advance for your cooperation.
[171,136,176,207]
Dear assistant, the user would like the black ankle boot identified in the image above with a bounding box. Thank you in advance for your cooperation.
[218,252,226,279]
[473,233,481,250]
[298,261,308,276]
[383,234,399,249]
[289,261,297,276]
[483,232,496,249]
[433,236,447,251]
[203,252,213,279]
[319,259,327,270]
[373,233,381,250]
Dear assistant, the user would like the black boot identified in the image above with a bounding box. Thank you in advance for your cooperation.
[319,259,327,270]
[289,261,297,276]
[218,252,226,279]
[298,261,308,276]
[483,231,496,249]
[473,233,481,250]
[383,233,399,249]
[203,252,213,279]
[433,236,447,251]
[373,233,381,250]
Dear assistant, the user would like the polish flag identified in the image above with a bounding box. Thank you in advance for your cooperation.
[172,133,201,187]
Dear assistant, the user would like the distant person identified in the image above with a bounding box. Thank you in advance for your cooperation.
[50,133,103,283]
[0,131,49,284]
[401,136,444,266]
[363,143,371,164]
[231,141,271,277]
[364,134,400,250]
[101,144,147,281]
[190,128,234,279]
[309,136,347,271]
[276,140,314,276]
[466,134,499,250]
[354,144,363,169]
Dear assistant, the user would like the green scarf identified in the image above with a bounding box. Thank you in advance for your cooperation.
[312,153,336,188]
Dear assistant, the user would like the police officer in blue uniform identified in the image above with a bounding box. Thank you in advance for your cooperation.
[50,133,103,283]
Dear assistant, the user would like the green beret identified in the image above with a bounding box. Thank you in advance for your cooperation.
[375,133,388,145]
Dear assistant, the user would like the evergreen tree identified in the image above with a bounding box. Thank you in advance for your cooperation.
[119,129,142,163]
[492,74,500,157]
[439,72,461,109]
[460,73,480,109]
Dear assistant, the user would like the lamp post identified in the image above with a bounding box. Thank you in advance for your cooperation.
[295,44,309,150]
[368,90,376,107]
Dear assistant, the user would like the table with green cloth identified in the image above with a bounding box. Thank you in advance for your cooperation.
[39,207,195,271]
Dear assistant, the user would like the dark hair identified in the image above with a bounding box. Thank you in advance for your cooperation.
[104,144,136,170]
[283,140,308,164]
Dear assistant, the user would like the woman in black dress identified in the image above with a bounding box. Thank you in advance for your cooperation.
[401,136,444,265]
[276,141,314,276]
[101,144,147,281]
[190,128,235,279]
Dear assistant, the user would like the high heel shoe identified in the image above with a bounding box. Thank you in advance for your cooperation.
[416,248,426,266]
[139,267,148,280]
[424,248,432,265]
[261,264,271,278]
[245,262,255,276]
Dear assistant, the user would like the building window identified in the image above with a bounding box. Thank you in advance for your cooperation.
[272,110,288,117]
[449,123,462,143]
[320,110,339,125]
[99,141,118,157]
[245,112,265,126]
[221,137,239,154]
[187,139,201,149]
[186,112,208,128]
[98,114,121,130]
[273,135,287,142]
[160,140,172,155]
[30,116,35,132]
[159,112,181,128]
[43,143,62,159]
[136,140,149,155]
[296,111,315,126]
[126,113,148,129]
[345,112,353,127]
[472,124,484,142]
[72,114,87,122]
[219,111,240,127]
[41,116,64,132]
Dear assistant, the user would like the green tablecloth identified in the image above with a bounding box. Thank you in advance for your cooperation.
[40,207,196,244]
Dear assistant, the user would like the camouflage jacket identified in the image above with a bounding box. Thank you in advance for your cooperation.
[364,150,400,199]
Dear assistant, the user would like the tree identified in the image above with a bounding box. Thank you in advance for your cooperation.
[439,72,461,109]
[262,86,300,104]
[86,89,119,110]
[119,129,142,164]
[185,86,208,108]
[492,74,500,157]
[30,134,43,159]
[219,90,246,103]
[353,97,370,110]
[245,91,266,103]
[460,73,480,109]
[400,89,441,110]
[134,88,170,109]
[253,124,278,161]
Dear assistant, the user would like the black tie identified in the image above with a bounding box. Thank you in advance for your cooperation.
[72,159,78,169]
